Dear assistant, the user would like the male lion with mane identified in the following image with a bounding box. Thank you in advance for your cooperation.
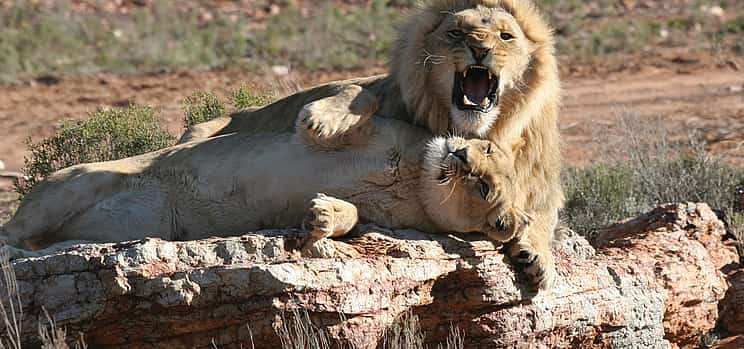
[182,0,563,291]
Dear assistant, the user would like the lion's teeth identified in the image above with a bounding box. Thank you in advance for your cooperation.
[480,97,490,107]
[463,95,476,106]
[463,70,468,78]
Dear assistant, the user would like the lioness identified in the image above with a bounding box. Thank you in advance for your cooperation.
[2,116,528,261]
[181,0,563,290]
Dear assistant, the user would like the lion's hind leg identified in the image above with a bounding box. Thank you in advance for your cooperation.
[59,179,174,243]
[300,193,359,253]
[2,165,127,249]
[295,85,378,149]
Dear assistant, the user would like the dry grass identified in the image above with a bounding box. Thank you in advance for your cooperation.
[274,308,464,349]
[0,247,22,349]
[562,113,744,257]
[0,248,86,349]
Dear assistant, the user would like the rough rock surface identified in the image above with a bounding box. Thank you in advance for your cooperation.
[1,203,740,348]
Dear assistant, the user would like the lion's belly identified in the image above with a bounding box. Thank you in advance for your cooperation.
[164,127,431,236]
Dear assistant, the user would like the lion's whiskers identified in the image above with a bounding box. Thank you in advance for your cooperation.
[417,50,448,68]
[439,177,458,205]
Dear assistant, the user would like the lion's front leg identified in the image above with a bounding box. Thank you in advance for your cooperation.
[295,84,378,148]
[300,193,359,253]
[507,211,558,295]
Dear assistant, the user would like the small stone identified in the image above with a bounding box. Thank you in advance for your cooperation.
[271,65,290,76]
[728,85,743,93]
[0,159,4,171]
[709,5,724,18]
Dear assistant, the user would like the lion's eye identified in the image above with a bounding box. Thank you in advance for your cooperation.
[500,32,514,41]
[447,29,465,39]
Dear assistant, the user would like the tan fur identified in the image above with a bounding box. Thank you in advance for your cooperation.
[2,114,526,262]
[178,0,562,290]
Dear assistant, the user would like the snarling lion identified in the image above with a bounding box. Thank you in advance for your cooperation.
[181,0,563,290]
[3,115,530,270]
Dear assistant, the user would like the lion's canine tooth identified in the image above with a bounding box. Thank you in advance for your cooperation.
[480,97,490,107]
[463,69,468,78]
[463,95,475,106]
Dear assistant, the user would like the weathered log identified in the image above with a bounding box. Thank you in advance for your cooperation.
[2,203,740,348]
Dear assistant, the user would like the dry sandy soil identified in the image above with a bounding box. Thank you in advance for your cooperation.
[1,56,742,221]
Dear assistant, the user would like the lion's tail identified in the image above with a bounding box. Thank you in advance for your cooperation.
[2,163,129,248]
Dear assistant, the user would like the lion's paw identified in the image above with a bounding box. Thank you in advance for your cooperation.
[298,102,365,141]
[508,241,556,295]
[300,194,358,255]
[304,193,338,240]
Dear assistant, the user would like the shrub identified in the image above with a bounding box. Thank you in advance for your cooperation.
[182,91,227,128]
[231,84,274,111]
[14,106,174,197]
[182,86,274,128]
[562,114,744,244]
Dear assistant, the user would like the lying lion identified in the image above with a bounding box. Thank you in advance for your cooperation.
[2,113,529,260]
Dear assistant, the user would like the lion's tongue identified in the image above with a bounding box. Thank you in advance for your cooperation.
[463,69,490,105]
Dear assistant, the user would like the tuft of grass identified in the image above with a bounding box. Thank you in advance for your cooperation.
[182,91,227,128]
[0,248,87,349]
[231,84,274,111]
[275,307,333,349]
[273,308,464,349]
[252,0,401,70]
[14,106,174,198]
[561,114,744,246]
[0,1,248,82]
[0,247,22,349]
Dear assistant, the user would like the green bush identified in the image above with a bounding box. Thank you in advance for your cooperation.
[232,84,274,111]
[182,91,227,128]
[14,105,174,197]
[182,86,274,128]
[562,116,744,242]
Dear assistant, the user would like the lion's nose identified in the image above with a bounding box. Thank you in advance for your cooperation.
[469,46,490,63]
[451,147,468,164]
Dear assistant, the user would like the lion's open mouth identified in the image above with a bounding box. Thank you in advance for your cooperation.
[453,65,499,113]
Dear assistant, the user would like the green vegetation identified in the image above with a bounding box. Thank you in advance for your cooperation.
[182,85,273,128]
[1,0,742,81]
[252,0,402,70]
[232,84,275,111]
[14,106,174,197]
[561,116,744,254]
[182,91,227,128]
[14,84,273,197]
[0,1,247,82]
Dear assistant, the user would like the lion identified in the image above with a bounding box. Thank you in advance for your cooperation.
[180,0,563,290]
[2,115,531,272]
